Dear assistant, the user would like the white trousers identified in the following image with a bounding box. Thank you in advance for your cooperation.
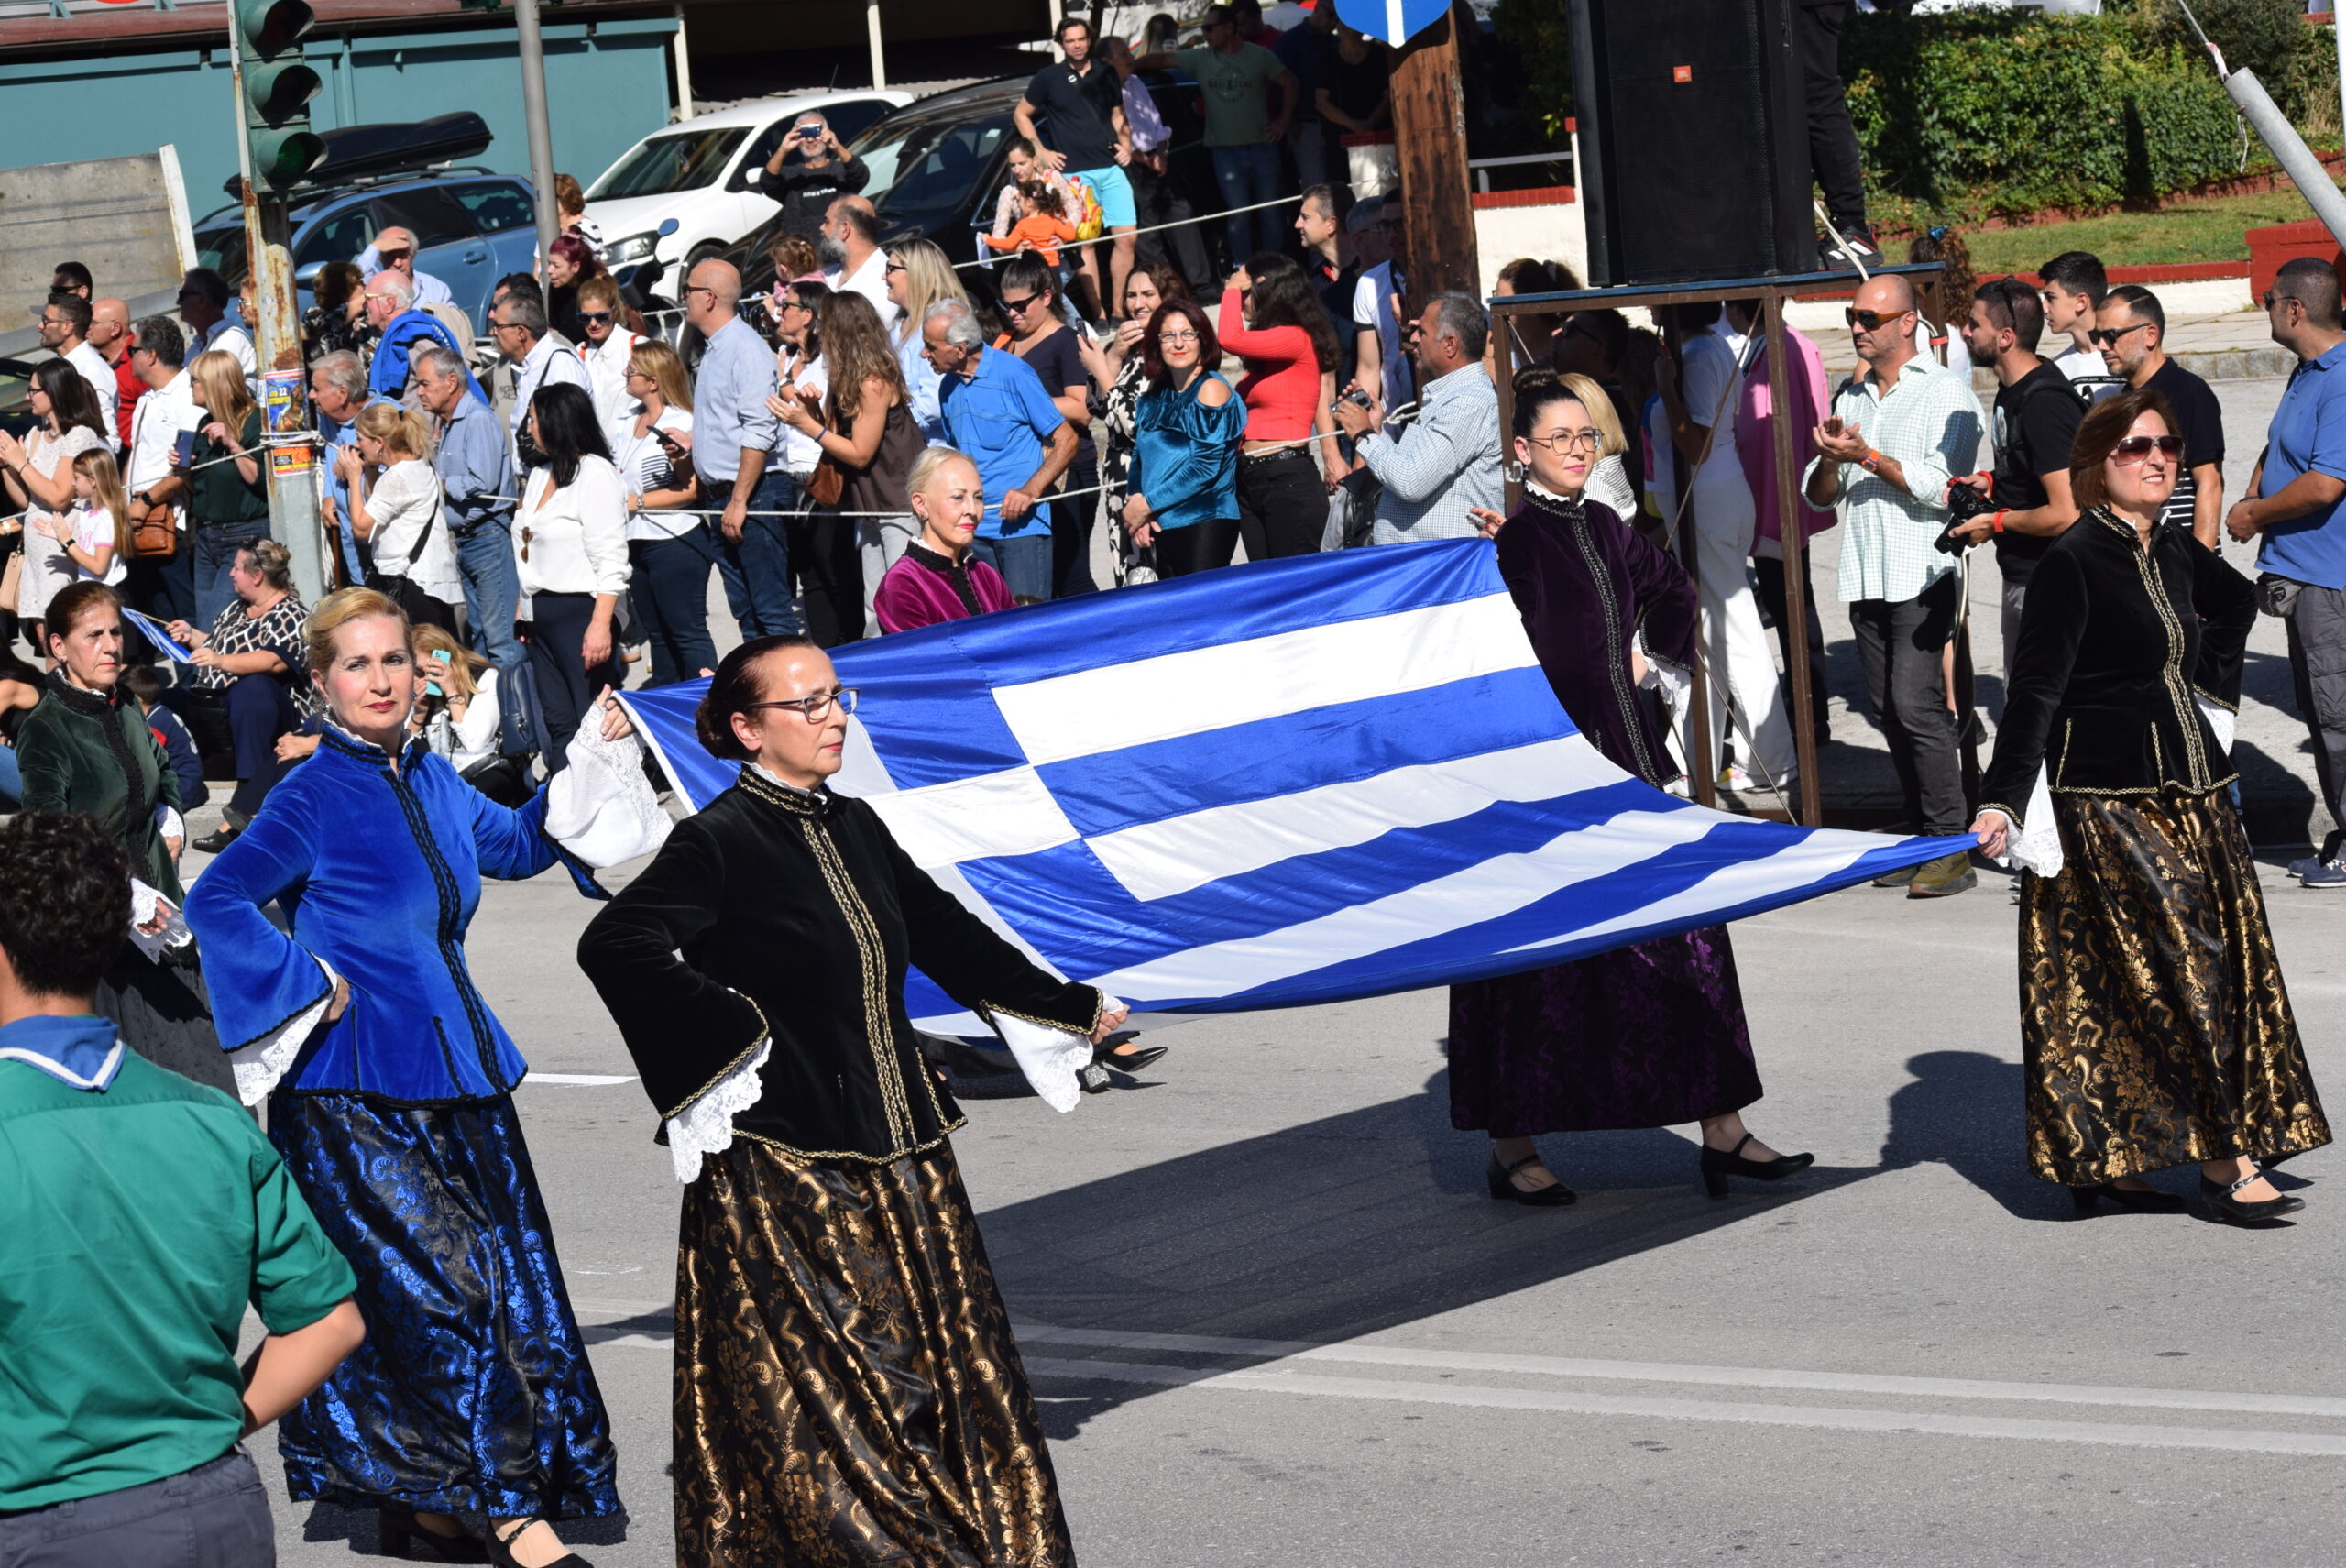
[1689,472,1798,783]
[859,513,918,638]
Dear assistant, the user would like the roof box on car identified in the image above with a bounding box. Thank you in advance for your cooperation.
[218,112,496,196]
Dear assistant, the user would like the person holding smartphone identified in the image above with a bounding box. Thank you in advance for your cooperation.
[757,111,869,243]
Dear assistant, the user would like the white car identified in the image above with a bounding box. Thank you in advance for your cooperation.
[584,89,909,281]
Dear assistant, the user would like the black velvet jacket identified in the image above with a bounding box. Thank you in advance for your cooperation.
[577,766,1105,1163]
[1979,510,2257,831]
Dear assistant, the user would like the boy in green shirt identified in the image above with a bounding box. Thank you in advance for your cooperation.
[0,811,364,1565]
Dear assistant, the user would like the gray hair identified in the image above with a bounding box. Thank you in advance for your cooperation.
[908,444,978,498]
[311,349,366,400]
[924,299,983,349]
[368,269,415,311]
[411,344,466,382]
[1425,291,1489,361]
[132,314,184,367]
[494,291,548,339]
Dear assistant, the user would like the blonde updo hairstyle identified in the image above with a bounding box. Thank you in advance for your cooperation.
[353,401,432,461]
[304,587,411,685]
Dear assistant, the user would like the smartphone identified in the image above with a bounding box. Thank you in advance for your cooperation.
[1340,389,1373,410]
[171,431,198,469]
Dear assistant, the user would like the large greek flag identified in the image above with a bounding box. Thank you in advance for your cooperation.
[623,540,1959,1030]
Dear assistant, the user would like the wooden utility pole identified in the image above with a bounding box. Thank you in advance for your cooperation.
[1388,10,1478,305]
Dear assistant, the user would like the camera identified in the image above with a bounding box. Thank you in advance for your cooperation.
[1339,388,1373,410]
[1933,474,1995,555]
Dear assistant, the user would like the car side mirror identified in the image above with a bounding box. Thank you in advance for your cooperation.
[293,261,325,285]
[657,218,680,237]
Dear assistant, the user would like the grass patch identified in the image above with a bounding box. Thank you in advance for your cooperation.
[1957,188,2332,275]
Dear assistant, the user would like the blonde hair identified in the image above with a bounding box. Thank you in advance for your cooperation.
[887,237,969,345]
[71,449,129,562]
[629,337,694,412]
[189,350,255,435]
[412,622,488,699]
[1556,372,1626,457]
[304,587,409,680]
[354,400,431,461]
[907,444,976,499]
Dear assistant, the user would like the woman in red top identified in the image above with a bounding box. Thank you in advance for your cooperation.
[1218,253,1344,561]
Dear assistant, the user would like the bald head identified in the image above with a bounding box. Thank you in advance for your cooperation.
[1854,273,1914,316]
[685,258,741,334]
[688,258,740,306]
[88,298,129,355]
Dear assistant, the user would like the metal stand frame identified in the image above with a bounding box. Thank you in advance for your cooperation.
[1489,262,1948,830]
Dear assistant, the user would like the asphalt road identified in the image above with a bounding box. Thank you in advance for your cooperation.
[245,845,2346,1567]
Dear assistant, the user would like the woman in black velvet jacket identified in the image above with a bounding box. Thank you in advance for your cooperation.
[577,634,1125,1568]
[1971,387,2329,1225]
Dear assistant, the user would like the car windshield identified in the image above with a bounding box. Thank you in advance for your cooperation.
[859,113,1010,223]
[587,128,750,199]
[194,224,249,282]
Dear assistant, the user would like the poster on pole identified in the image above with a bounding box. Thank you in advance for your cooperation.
[262,368,313,476]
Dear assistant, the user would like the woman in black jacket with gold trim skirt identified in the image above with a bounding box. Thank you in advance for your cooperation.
[1971,386,2330,1224]
[577,633,1126,1568]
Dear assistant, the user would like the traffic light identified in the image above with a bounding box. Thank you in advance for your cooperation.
[234,0,324,192]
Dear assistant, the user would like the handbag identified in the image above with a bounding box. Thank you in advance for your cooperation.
[130,506,179,561]
[806,455,845,508]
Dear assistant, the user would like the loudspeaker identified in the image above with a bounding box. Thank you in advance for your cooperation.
[1569,0,1817,287]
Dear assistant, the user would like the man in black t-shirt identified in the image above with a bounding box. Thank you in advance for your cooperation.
[2096,283,2225,548]
[1015,16,1135,319]
[1954,277,2085,664]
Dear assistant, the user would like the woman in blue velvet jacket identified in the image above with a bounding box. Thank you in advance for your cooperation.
[184,586,663,1568]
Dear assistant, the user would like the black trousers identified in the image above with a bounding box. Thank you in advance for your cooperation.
[1154,516,1242,578]
[1795,0,1868,233]
[1052,456,1101,598]
[1130,157,1213,292]
[787,510,864,648]
[1849,573,1965,834]
[1753,552,1831,741]
[1236,448,1325,564]
[523,590,623,773]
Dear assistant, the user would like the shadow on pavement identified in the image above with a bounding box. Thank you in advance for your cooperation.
[1880,1048,2078,1223]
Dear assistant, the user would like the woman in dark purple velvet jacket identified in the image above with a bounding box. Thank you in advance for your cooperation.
[874,447,1016,634]
[1452,371,1814,1206]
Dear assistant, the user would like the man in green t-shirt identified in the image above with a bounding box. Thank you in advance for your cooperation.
[0,812,364,1565]
[1137,3,1297,266]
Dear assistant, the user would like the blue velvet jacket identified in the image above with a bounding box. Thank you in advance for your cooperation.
[185,726,598,1104]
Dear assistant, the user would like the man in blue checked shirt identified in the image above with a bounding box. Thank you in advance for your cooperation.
[674,259,802,636]
[924,299,1076,601]
[414,345,525,689]
[1334,291,1504,544]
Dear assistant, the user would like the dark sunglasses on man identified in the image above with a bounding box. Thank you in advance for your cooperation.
[2086,322,2151,348]
[1844,306,1906,332]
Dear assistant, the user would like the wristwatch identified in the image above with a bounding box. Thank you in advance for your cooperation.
[135,490,156,508]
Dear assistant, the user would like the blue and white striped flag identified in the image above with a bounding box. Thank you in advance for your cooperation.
[623,540,1961,1031]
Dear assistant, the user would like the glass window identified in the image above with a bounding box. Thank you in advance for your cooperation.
[864,118,1008,224]
[448,181,537,235]
[821,97,893,145]
[586,129,751,199]
[372,188,475,248]
[194,225,248,282]
[292,204,377,269]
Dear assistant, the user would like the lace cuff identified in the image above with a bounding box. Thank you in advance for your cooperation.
[2196,694,2236,755]
[224,956,338,1106]
[988,992,1123,1113]
[546,723,672,869]
[663,1037,772,1183]
[2006,762,2065,879]
[126,878,192,964]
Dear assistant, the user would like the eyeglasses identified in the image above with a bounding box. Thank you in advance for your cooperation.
[682,284,718,302]
[779,297,812,313]
[376,251,411,264]
[2263,290,2304,313]
[2110,434,2183,464]
[578,311,615,325]
[2087,322,2151,348]
[1158,328,1200,345]
[1526,428,1605,454]
[1000,292,1043,314]
[745,687,860,723]
[884,260,907,274]
[1844,307,1907,331]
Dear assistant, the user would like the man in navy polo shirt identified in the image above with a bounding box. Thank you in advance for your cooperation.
[1015,15,1135,320]
[2229,256,2346,884]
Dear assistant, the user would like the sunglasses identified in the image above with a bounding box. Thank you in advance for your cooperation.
[2263,290,2303,313]
[578,311,615,325]
[2087,322,2151,348]
[1844,307,1906,331]
[2110,435,2183,463]
[999,292,1043,314]
[376,251,412,264]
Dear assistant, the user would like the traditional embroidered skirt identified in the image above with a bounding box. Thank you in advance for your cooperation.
[2020,791,2331,1185]
[98,946,231,1097]
[674,1139,1071,1568]
[266,1091,620,1519]
[1447,925,1762,1136]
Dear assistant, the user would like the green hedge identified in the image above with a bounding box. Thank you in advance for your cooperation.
[1842,12,2242,221]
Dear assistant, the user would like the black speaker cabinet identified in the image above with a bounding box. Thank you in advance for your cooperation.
[1569,0,1818,286]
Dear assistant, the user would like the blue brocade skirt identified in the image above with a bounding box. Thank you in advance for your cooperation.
[267,1091,620,1519]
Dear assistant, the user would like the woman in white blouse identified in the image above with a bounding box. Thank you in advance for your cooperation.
[334,403,462,633]
[515,381,631,771]
[608,338,709,686]
[0,362,111,640]
[576,273,647,428]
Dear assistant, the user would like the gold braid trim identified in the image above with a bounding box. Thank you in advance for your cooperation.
[801,815,919,1150]
[657,992,772,1122]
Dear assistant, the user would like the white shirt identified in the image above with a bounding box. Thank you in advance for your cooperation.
[191,320,260,402]
[580,329,645,429]
[355,247,455,308]
[427,666,502,773]
[610,405,699,542]
[775,351,830,477]
[126,370,200,498]
[515,452,632,598]
[831,249,900,330]
[1353,261,1409,434]
[63,343,118,451]
[508,334,592,467]
[2049,340,2123,404]
[1680,324,1749,491]
[60,502,127,586]
[365,457,465,605]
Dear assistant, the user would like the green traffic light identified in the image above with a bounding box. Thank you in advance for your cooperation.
[252,126,326,190]
[246,60,321,122]
[236,0,314,56]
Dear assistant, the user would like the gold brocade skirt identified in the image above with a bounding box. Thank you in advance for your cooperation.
[2019,790,2331,1186]
[674,1138,1073,1568]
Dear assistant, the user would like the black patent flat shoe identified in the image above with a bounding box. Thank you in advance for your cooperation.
[2200,1172,2304,1226]
[378,1509,487,1562]
[1700,1132,1816,1197]
[2069,1182,2188,1215]
[192,823,242,855]
[488,1519,590,1568]
[1486,1151,1575,1206]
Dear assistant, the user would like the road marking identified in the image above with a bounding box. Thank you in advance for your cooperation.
[523,1073,638,1086]
[1014,1325,2346,1420]
[1023,1357,2346,1458]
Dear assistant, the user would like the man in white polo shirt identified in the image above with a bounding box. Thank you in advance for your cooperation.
[38,293,117,452]
[122,315,204,628]
[819,195,899,330]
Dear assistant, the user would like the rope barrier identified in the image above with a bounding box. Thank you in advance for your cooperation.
[951,192,1305,270]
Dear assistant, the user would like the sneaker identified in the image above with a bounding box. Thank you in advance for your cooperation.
[1824,224,1884,270]
[1907,851,1978,898]
[1872,861,1924,888]
[1718,764,1753,790]
[2286,854,2329,879]
[2304,861,2346,889]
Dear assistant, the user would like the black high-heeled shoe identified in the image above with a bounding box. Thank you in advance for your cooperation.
[1486,1151,1574,1206]
[2199,1171,2305,1227]
[488,1519,591,1568]
[1699,1133,1815,1198]
[378,1509,488,1562]
[2069,1181,2187,1215]
[1096,1034,1168,1075]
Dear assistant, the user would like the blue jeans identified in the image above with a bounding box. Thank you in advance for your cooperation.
[454,516,523,676]
[709,470,804,637]
[0,741,19,807]
[631,532,718,685]
[192,520,269,629]
[967,532,1053,603]
[1210,142,1284,265]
